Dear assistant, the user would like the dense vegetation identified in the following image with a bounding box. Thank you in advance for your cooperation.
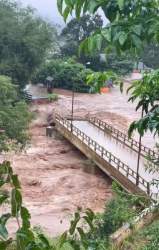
[121,219,159,250]
[60,14,103,60]
[32,58,93,92]
[0,75,31,152]
[0,0,55,88]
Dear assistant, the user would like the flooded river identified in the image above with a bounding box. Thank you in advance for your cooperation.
[7,78,157,236]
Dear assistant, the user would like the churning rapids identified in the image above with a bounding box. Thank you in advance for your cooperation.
[2,76,157,236]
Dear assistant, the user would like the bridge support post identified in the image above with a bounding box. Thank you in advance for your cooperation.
[147,183,150,196]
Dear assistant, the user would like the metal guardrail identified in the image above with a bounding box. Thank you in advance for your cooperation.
[88,116,158,160]
[55,114,151,197]
[23,90,32,102]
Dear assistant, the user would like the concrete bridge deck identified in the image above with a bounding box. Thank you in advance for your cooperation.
[55,115,159,200]
[73,121,158,194]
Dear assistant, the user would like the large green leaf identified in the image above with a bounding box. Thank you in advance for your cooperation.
[118,31,127,46]
[0,194,8,205]
[38,234,51,249]
[21,207,31,229]
[16,228,35,249]
[132,24,142,36]
[57,0,63,14]
[11,189,22,217]
[102,29,111,42]
[58,231,67,248]
[63,6,70,22]
[88,0,100,13]
[0,214,11,226]
[131,34,142,49]
[0,224,8,240]
[117,0,124,10]
[12,175,21,189]
[69,211,80,235]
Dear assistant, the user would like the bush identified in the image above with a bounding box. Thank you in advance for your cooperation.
[141,221,159,250]
[97,183,145,239]
[0,75,31,151]
[47,93,59,102]
[32,58,93,93]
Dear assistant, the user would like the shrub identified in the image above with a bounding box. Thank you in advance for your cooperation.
[97,183,145,239]
[32,59,93,93]
[47,93,59,102]
[0,75,31,151]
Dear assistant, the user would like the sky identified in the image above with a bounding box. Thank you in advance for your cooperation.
[20,0,107,27]
[21,0,65,26]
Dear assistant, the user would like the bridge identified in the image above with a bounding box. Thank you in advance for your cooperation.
[55,114,159,200]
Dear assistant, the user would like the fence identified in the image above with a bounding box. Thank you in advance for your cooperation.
[55,114,151,196]
[88,116,158,160]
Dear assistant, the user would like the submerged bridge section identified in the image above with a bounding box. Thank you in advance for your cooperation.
[55,114,159,200]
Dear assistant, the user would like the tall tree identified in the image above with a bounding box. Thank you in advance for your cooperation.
[60,14,103,60]
[0,0,56,88]
[59,7,135,73]
[58,0,159,56]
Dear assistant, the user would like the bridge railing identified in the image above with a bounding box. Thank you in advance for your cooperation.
[88,116,158,160]
[55,114,151,197]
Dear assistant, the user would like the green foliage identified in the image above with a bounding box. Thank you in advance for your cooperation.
[141,221,159,250]
[98,185,139,238]
[33,59,93,93]
[127,70,159,137]
[57,0,159,55]
[140,43,159,70]
[0,0,55,88]
[87,71,121,93]
[60,13,134,74]
[61,14,103,45]
[121,219,159,250]
[0,75,31,152]
[126,70,159,179]
[47,93,59,102]
[60,14,103,62]
[103,53,134,75]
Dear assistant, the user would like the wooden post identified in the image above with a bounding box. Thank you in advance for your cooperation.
[147,182,150,196]
[46,126,53,137]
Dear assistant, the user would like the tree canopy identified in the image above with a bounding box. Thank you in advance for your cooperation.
[0,0,56,88]
[58,0,159,55]
[60,14,103,58]
[0,75,31,152]
[32,58,93,92]
[59,13,134,73]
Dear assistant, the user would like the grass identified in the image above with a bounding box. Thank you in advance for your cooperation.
[120,218,159,250]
